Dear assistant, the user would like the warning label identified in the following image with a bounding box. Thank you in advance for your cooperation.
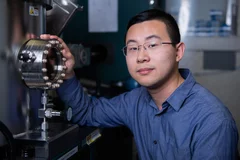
[29,6,39,16]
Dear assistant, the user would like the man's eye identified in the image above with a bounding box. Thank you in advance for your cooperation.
[128,47,138,51]
[148,43,159,48]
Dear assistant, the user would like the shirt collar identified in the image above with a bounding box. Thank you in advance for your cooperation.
[166,68,196,111]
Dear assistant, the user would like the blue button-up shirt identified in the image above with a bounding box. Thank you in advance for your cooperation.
[57,68,239,160]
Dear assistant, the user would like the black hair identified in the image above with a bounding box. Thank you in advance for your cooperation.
[126,9,181,45]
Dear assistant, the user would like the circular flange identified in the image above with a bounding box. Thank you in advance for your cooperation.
[18,39,66,89]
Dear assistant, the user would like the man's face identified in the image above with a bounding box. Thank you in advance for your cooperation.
[125,20,182,88]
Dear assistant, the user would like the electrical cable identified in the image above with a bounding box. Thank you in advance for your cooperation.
[0,121,16,160]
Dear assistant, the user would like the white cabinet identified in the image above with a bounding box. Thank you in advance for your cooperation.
[165,0,239,51]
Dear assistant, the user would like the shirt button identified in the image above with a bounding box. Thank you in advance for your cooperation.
[153,140,157,144]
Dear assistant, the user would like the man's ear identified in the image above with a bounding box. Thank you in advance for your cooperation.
[175,42,185,62]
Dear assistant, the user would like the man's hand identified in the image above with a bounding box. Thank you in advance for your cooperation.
[40,34,75,79]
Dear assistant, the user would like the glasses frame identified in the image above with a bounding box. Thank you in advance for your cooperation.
[122,41,176,56]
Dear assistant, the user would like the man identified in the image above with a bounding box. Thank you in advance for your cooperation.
[41,9,239,160]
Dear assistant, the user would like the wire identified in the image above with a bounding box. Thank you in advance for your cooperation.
[0,121,16,160]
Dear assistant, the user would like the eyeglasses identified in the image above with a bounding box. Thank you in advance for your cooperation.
[122,40,175,56]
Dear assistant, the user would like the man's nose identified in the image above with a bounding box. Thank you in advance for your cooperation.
[136,45,150,63]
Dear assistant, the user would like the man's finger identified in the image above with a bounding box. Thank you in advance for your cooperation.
[47,35,70,52]
[40,34,51,39]
[61,49,72,59]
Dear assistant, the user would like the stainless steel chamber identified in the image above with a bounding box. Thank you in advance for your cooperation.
[18,39,66,89]
[0,0,82,133]
[0,1,100,159]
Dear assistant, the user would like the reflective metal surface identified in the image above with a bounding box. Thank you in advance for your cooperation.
[0,1,93,159]
[0,0,68,147]
[47,0,80,35]
[24,3,47,37]
[23,0,53,37]
[14,123,81,159]
[18,39,66,89]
